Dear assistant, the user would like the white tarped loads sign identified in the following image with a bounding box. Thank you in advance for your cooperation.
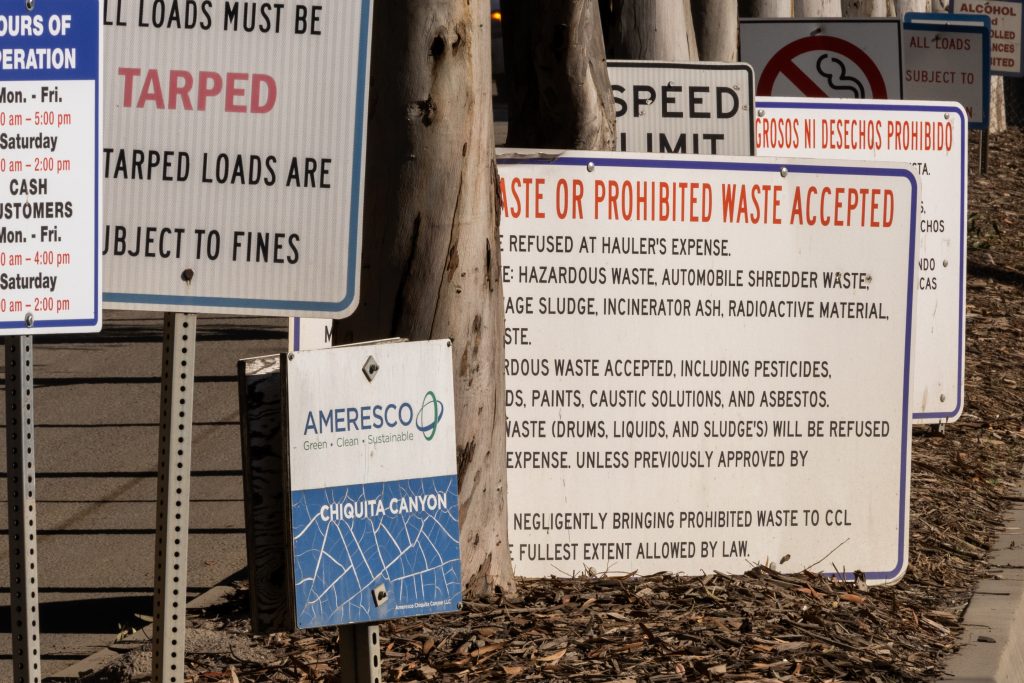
[609,61,755,156]
[499,151,916,584]
[902,13,990,129]
[0,0,101,335]
[951,0,1023,76]
[283,341,460,628]
[756,98,966,423]
[739,19,903,100]
[102,1,372,316]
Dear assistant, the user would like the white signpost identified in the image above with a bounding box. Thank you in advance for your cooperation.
[283,341,461,628]
[739,19,903,99]
[102,0,371,317]
[902,13,991,129]
[0,1,102,680]
[101,4,374,679]
[756,98,966,423]
[500,151,916,584]
[609,61,755,156]
[951,0,1024,76]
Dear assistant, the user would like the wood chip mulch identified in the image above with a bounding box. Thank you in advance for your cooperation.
[125,129,1024,683]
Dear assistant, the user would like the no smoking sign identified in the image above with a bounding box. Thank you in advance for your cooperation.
[741,19,903,100]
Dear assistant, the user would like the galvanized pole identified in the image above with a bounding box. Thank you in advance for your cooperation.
[5,335,41,683]
[152,313,197,683]
[338,624,382,683]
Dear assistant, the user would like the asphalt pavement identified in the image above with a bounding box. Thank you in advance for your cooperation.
[0,311,287,680]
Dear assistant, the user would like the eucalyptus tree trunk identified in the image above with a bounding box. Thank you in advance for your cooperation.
[501,0,616,150]
[740,0,794,16]
[601,0,700,61]
[332,0,514,596]
[894,0,928,13]
[693,1,739,61]
[841,0,891,15]
[795,0,842,15]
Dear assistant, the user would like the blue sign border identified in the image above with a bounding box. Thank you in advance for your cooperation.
[0,0,101,333]
[903,12,992,129]
[950,0,1024,77]
[103,0,373,315]
[498,153,916,583]
[756,98,966,423]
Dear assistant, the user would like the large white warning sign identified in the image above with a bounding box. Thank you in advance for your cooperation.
[102,0,372,316]
[499,151,915,584]
[756,98,966,423]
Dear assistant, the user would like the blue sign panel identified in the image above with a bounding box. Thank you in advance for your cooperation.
[0,0,101,334]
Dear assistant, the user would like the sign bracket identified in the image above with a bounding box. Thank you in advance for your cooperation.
[152,313,197,683]
[5,336,41,683]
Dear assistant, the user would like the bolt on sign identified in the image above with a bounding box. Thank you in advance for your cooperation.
[756,98,966,423]
[902,13,991,130]
[499,151,916,584]
[283,341,460,628]
[609,61,755,156]
[101,0,372,316]
[951,0,1023,76]
[0,0,101,335]
[740,19,903,100]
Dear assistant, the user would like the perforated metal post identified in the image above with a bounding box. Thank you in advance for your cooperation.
[152,313,197,683]
[5,336,41,683]
[338,624,381,683]
[980,129,990,175]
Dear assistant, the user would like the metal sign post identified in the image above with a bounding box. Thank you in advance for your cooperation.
[338,624,382,683]
[151,313,197,682]
[5,336,41,683]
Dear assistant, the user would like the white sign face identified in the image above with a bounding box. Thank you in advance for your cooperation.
[756,98,966,423]
[290,317,334,351]
[499,151,915,584]
[284,340,460,628]
[102,1,372,317]
[609,61,755,156]
[902,15,989,129]
[740,19,903,100]
[0,0,102,335]
[952,0,1023,75]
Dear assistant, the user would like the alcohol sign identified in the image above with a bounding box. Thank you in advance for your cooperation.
[756,98,966,423]
[902,13,990,129]
[284,341,460,628]
[499,151,916,584]
[0,0,101,335]
[951,0,1023,76]
[740,19,903,99]
[102,1,372,317]
[609,61,755,156]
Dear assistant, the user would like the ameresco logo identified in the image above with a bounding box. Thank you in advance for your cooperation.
[303,391,445,442]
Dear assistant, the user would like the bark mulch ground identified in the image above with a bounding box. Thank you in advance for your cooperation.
[86,129,1024,682]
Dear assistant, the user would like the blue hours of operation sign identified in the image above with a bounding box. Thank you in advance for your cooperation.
[0,0,101,335]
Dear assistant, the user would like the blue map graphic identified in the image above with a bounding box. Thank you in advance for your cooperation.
[291,475,461,628]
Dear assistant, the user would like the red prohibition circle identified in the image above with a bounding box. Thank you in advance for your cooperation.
[757,35,890,99]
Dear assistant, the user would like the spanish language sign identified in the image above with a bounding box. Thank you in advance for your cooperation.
[0,0,101,335]
[902,13,990,129]
[756,98,966,423]
[102,0,372,316]
[739,19,902,99]
[951,0,1023,76]
[609,61,755,156]
[284,341,460,628]
[499,151,915,584]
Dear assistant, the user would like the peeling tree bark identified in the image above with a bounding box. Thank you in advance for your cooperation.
[740,0,794,16]
[841,0,892,15]
[602,0,700,61]
[332,0,514,597]
[795,0,842,15]
[894,0,929,14]
[502,0,616,150]
[693,1,739,61]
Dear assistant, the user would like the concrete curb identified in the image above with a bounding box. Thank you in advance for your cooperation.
[48,582,241,681]
[941,500,1024,682]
